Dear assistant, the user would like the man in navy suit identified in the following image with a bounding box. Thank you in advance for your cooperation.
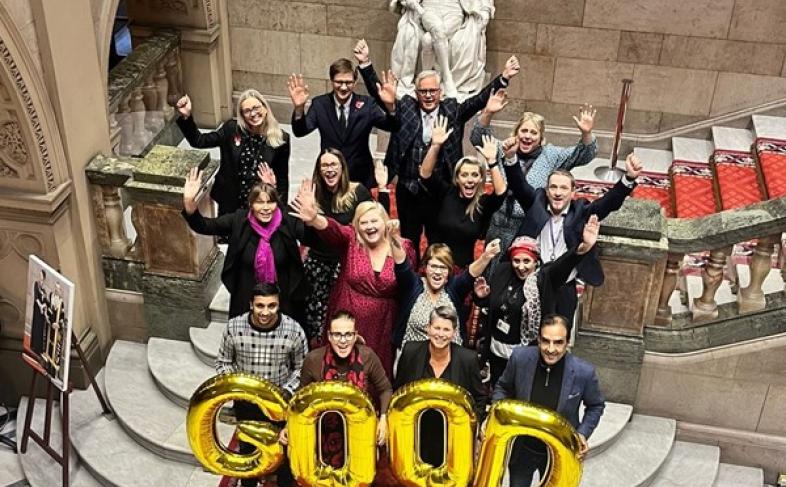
[504,150,644,324]
[492,315,605,486]
[354,38,520,253]
[288,58,398,189]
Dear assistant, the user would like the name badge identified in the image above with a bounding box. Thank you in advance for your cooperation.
[496,319,510,334]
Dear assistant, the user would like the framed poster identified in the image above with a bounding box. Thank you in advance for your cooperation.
[22,255,75,392]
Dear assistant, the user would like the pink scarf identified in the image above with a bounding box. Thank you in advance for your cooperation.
[247,207,282,284]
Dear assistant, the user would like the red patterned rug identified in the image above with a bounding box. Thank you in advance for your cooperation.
[756,137,786,199]
[713,150,763,210]
[670,161,717,218]
[631,172,673,217]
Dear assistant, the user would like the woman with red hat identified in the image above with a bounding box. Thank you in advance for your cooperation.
[477,215,600,386]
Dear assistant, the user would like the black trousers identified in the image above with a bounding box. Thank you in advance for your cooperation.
[554,280,578,334]
[234,400,293,487]
[508,438,549,487]
[395,182,431,262]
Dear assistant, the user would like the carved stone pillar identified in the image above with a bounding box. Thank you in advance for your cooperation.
[100,186,131,258]
[692,247,731,321]
[654,253,683,327]
[141,72,162,133]
[738,235,779,313]
[154,62,168,114]
[129,87,147,153]
[118,94,133,155]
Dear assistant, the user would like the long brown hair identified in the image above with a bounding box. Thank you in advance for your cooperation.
[312,148,359,213]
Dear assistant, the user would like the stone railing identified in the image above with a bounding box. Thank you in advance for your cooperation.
[107,30,182,157]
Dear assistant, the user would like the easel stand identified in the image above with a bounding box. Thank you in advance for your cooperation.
[19,330,113,487]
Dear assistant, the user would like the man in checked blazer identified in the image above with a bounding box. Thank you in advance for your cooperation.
[353,38,520,254]
[288,58,398,189]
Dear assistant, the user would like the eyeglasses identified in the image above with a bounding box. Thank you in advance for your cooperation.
[427,263,449,272]
[332,79,355,87]
[416,88,440,96]
[241,104,265,117]
[320,161,340,170]
[328,331,356,341]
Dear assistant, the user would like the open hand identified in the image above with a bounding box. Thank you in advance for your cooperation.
[289,179,318,223]
[257,162,276,187]
[577,215,600,254]
[175,94,192,118]
[376,418,387,446]
[502,56,520,80]
[353,38,370,64]
[377,69,398,107]
[287,74,310,109]
[485,89,508,115]
[374,160,388,189]
[572,103,596,134]
[430,115,454,147]
[474,277,491,299]
[624,153,643,180]
[475,134,499,163]
[183,167,203,214]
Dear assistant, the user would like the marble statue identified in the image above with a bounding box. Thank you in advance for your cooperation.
[389,0,494,100]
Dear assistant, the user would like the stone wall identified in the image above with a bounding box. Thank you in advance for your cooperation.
[227,0,786,134]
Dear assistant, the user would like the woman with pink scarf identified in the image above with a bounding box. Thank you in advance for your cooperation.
[182,167,308,323]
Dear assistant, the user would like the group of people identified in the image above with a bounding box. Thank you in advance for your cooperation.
[178,38,644,486]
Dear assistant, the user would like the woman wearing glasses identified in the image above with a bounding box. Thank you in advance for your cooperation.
[392,239,499,350]
[301,148,390,340]
[290,181,415,378]
[176,89,290,216]
[294,311,392,467]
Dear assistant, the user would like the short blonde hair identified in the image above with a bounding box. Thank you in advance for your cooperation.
[351,201,390,247]
[511,112,546,141]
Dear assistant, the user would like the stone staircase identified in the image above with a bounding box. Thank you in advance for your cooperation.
[11,280,768,487]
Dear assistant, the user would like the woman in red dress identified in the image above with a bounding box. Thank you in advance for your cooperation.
[291,180,415,377]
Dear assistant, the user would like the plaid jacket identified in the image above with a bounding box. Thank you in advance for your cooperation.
[359,64,507,184]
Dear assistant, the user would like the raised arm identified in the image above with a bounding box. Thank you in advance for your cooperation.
[586,153,641,220]
[175,94,227,149]
[181,167,234,236]
[288,74,315,137]
[541,215,600,292]
[502,143,537,211]
[456,56,519,123]
[354,39,387,109]
[476,133,506,196]
[419,114,454,181]
[468,238,501,279]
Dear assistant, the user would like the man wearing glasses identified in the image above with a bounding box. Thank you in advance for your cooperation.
[288,58,399,189]
[354,38,520,255]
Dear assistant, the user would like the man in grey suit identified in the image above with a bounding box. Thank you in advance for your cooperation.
[492,315,605,486]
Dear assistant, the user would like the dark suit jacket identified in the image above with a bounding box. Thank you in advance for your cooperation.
[492,346,605,438]
[395,341,488,422]
[182,208,308,322]
[291,93,396,188]
[177,116,291,214]
[359,64,506,184]
[504,163,635,286]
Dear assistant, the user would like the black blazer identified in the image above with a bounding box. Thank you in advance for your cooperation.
[182,208,308,322]
[504,163,635,286]
[177,116,291,214]
[291,93,397,188]
[360,64,506,184]
[395,341,488,422]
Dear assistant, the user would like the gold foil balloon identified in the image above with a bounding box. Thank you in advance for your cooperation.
[288,381,377,486]
[473,399,582,487]
[387,378,476,486]
[187,373,288,479]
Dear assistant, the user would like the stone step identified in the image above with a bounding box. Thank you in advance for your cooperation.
[69,371,221,486]
[648,441,719,487]
[713,462,764,486]
[148,337,216,408]
[15,397,101,487]
[584,402,633,458]
[712,127,754,153]
[671,137,714,164]
[580,414,676,487]
[0,447,26,486]
[189,320,224,367]
[633,147,673,174]
[752,114,786,141]
[208,284,229,324]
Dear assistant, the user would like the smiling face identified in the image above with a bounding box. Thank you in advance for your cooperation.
[416,75,441,113]
[427,316,455,351]
[356,207,386,246]
[240,97,267,131]
[250,191,277,223]
[319,152,343,191]
[250,294,279,328]
[516,120,543,154]
[327,315,357,359]
[455,160,483,199]
[546,173,575,215]
[332,71,356,105]
[539,321,569,366]
[511,253,537,280]
[425,258,450,292]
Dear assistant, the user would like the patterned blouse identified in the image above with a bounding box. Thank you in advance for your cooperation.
[402,280,462,346]
[238,133,269,206]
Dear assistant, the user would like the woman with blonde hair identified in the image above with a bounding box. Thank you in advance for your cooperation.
[176,89,290,215]
[301,147,391,339]
[419,113,507,268]
[291,180,415,377]
[469,89,597,275]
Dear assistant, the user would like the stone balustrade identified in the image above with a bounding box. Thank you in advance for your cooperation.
[107,30,182,157]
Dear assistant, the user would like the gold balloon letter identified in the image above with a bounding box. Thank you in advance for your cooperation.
[387,378,476,486]
[287,381,377,486]
[474,400,582,487]
[187,373,288,479]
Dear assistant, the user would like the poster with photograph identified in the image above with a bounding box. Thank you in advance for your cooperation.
[22,255,75,392]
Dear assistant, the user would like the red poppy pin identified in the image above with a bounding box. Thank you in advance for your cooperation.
[233,134,241,146]
[355,100,364,110]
